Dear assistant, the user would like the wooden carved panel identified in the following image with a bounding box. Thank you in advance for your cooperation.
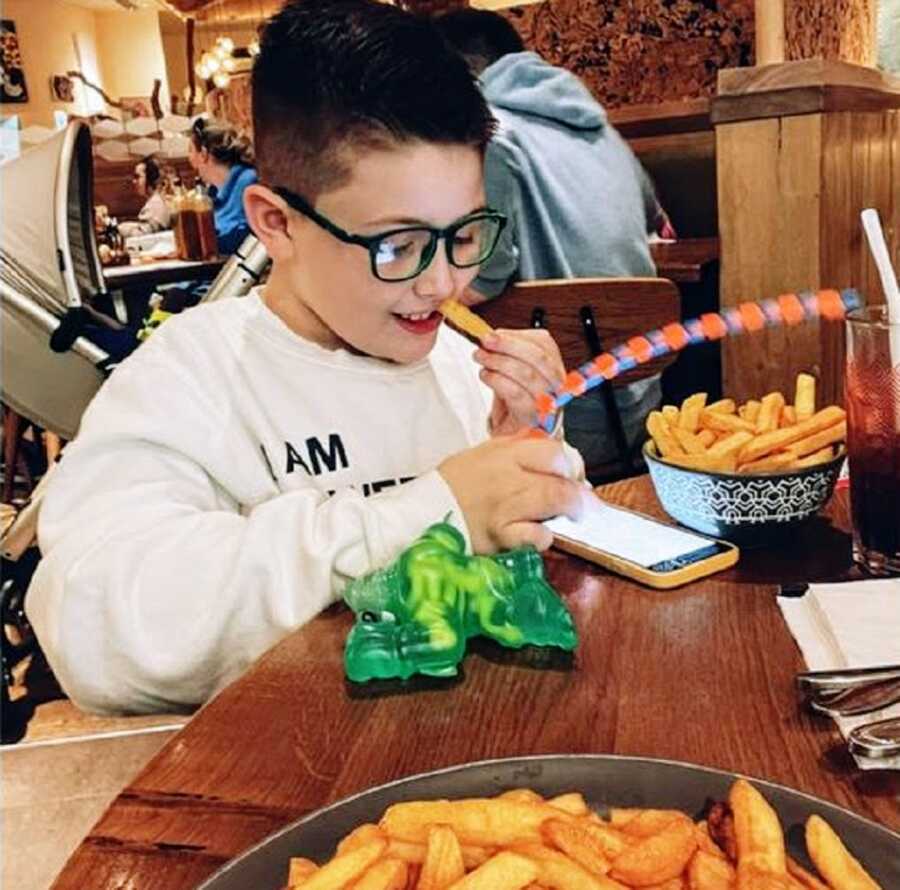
[501,1,755,109]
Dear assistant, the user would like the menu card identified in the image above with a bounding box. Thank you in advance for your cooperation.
[778,579,900,770]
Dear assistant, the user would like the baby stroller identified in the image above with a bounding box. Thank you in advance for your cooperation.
[0,121,269,738]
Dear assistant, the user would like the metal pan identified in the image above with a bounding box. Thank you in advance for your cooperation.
[197,754,900,889]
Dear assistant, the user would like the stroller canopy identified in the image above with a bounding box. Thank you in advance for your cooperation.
[1,122,110,439]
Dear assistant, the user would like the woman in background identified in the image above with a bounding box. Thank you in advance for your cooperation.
[118,156,171,237]
[188,117,257,254]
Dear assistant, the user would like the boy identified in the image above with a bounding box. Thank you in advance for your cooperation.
[26,0,587,715]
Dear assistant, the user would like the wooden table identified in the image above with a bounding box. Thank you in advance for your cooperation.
[650,237,719,285]
[51,478,898,890]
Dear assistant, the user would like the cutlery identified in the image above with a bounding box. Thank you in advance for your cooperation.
[848,716,900,760]
[796,664,900,717]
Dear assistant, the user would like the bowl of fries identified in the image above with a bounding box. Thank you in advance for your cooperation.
[644,375,846,546]
[194,754,898,889]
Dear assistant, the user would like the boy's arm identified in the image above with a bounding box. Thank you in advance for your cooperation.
[27,401,464,716]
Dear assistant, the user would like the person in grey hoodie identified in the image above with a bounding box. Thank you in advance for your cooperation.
[436,9,665,477]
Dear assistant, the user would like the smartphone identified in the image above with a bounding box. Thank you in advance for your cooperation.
[544,500,739,589]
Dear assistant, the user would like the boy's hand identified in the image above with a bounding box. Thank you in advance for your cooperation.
[438,434,586,554]
[474,330,565,436]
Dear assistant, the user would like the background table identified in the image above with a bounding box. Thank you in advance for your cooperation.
[51,478,898,890]
[103,257,225,290]
[650,238,722,405]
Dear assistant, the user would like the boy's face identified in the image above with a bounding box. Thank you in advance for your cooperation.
[266,140,485,365]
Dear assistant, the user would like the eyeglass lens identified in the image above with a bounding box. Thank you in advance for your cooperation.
[372,216,501,281]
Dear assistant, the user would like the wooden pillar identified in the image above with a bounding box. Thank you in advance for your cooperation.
[712,61,900,406]
[754,0,785,66]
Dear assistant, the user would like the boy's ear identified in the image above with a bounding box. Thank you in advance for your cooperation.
[243,184,294,260]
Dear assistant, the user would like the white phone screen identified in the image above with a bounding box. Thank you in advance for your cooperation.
[545,502,723,570]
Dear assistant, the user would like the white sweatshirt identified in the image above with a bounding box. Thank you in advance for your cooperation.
[26,291,502,714]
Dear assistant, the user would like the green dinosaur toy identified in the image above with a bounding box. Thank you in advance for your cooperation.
[343,522,577,682]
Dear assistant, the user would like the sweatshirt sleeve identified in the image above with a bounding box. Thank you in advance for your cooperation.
[25,360,468,715]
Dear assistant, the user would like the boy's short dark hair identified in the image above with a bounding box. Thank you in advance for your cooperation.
[252,0,495,201]
[434,9,526,76]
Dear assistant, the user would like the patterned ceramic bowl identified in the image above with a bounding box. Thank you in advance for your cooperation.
[644,441,844,548]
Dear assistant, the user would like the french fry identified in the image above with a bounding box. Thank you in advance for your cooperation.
[756,392,786,434]
[696,430,716,448]
[729,779,786,879]
[548,793,590,817]
[386,838,493,870]
[647,412,686,459]
[339,824,386,854]
[672,427,709,455]
[301,839,387,890]
[790,446,834,469]
[619,811,684,840]
[694,822,727,861]
[679,394,708,433]
[288,857,319,887]
[739,452,795,474]
[739,400,762,424]
[405,864,421,890]
[663,453,737,474]
[350,858,408,890]
[512,843,628,890]
[662,405,680,427]
[707,431,754,460]
[381,799,569,847]
[786,855,830,890]
[579,821,633,860]
[542,817,612,875]
[805,815,881,890]
[707,399,736,415]
[687,850,735,890]
[786,422,846,459]
[501,789,546,805]
[738,406,845,464]
[608,810,641,828]
[418,825,466,890]
[446,851,538,890]
[794,373,816,422]
[609,816,697,886]
[439,298,494,342]
[700,411,756,435]
[780,405,797,428]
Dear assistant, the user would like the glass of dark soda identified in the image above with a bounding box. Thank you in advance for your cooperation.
[845,305,900,575]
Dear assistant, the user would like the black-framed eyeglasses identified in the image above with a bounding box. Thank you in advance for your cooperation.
[272,185,507,283]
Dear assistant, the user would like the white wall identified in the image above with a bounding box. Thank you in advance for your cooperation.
[94,8,170,115]
[1,0,100,128]
[0,1,170,129]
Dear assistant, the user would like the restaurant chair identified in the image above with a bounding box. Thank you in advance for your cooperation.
[475,278,681,483]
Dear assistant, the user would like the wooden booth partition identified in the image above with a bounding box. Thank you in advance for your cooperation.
[713,60,900,407]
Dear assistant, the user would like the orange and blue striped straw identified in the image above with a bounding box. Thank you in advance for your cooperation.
[534,288,861,432]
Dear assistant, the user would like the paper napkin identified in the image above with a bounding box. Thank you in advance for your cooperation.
[778,579,900,770]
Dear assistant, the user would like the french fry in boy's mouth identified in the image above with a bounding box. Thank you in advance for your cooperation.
[439,298,494,342]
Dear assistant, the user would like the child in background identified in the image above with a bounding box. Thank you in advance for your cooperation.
[26,0,587,715]
[118,156,171,237]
